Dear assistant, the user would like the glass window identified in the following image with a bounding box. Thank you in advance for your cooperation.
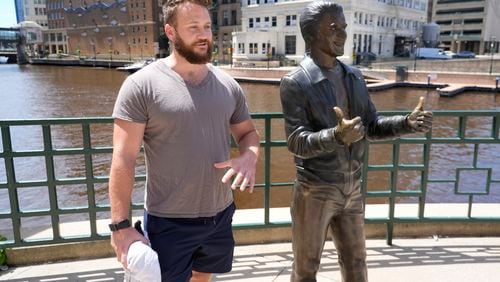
[286,15,297,26]
[285,35,296,54]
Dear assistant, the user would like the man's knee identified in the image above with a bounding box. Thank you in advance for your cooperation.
[190,270,211,282]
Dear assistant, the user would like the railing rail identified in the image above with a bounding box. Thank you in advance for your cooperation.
[1,110,499,247]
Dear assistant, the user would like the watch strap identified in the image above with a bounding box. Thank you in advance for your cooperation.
[109,219,131,232]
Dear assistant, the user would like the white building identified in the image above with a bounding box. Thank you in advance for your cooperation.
[233,0,427,64]
[21,0,49,29]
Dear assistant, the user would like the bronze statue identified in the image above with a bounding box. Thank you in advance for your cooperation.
[279,2,433,281]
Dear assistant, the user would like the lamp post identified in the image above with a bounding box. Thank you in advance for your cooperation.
[266,40,271,70]
[128,42,131,61]
[413,37,419,72]
[107,37,113,68]
[490,36,496,75]
[90,40,96,67]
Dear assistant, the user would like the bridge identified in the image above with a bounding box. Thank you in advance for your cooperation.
[0,27,20,63]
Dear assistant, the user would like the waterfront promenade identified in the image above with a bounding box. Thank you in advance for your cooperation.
[2,237,500,281]
[0,61,499,281]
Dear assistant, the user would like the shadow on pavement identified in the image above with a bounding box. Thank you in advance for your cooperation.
[2,243,500,281]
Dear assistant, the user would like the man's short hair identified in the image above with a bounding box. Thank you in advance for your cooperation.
[299,1,343,48]
[162,0,212,26]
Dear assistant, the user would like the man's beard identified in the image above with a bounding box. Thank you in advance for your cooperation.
[174,31,212,64]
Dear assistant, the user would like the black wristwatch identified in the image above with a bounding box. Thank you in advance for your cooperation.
[108,219,131,232]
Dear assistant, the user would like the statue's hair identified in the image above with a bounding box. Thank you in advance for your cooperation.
[300,1,343,47]
[162,0,212,26]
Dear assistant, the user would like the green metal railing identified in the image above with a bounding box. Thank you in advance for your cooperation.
[1,111,499,248]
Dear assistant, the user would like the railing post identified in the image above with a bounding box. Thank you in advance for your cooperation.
[42,125,61,241]
[264,117,271,225]
[1,126,22,244]
[82,123,97,237]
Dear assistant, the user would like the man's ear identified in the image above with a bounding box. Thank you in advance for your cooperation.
[165,23,175,42]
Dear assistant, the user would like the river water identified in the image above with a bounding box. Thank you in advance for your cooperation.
[0,64,499,223]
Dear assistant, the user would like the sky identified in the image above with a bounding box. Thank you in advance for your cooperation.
[0,0,18,28]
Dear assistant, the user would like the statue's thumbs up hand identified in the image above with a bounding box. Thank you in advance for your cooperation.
[333,107,365,145]
[407,97,433,132]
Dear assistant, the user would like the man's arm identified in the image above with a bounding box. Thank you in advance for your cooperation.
[109,118,147,268]
[214,119,260,192]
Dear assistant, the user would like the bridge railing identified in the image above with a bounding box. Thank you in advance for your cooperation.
[0,110,499,248]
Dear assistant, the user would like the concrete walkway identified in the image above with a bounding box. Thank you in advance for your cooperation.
[1,237,500,281]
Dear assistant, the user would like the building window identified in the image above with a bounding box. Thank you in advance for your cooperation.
[286,15,297,26]
[285,35,296,54]
[231,10,237,25]
[255,17,260,28]
[249,43,257,54]
[272,16,277,27]
[262,43,267,54]
[212,12,218,25]
[223,10,229,26]
[249,18,254,28]
[238,43,245,54]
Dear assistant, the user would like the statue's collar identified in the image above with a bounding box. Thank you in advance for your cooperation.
[300,55,355,84]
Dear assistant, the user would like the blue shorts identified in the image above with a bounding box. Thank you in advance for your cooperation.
[145,203,236,281]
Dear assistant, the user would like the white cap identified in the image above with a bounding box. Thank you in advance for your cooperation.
[125,241,161,282]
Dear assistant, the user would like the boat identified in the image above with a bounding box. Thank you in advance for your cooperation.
[116,59,153,73]
[0,56,9,64]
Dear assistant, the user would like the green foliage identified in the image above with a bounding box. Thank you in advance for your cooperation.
[0,249,6,265]
[0,235,6,265]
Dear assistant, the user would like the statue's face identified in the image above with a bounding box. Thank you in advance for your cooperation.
[312,10,347,58]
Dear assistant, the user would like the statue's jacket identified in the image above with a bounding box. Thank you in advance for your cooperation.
[280,55,413,194]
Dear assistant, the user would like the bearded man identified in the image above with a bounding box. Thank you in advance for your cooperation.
[108,0,260,281]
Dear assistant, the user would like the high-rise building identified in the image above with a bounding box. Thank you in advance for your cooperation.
[210,0,241,64]
[45,0,69,54]
[432,0,500,54]
[14,0,25,23]
[14,0,48,28]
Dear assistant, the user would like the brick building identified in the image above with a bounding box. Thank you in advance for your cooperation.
[66,0,165,60]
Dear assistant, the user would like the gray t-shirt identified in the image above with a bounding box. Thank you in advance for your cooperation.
[113,59,251,218]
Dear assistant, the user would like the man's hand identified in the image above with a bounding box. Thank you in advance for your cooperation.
[214,150,258,193]
[407,97,433,132]
[110,227,149,269]
[333,107,365,145]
